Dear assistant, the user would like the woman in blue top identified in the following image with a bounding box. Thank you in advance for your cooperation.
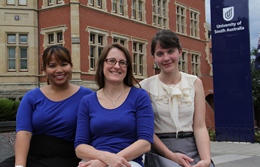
[75,43,154,167]
[0,45,93,167]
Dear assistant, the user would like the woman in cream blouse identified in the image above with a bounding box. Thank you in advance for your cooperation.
[140,29,214,167]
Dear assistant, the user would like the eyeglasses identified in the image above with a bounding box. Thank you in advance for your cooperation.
[105,58,128,68]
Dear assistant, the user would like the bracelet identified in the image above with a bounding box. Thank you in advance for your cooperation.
[15,165,24,167]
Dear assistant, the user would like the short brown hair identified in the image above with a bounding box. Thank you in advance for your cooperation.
[95,43,139,89]
[151,29,182,56]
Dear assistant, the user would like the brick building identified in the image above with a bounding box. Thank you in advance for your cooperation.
[0,0,214,127]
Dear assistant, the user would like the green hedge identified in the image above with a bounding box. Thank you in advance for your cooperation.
[0,98,20,121]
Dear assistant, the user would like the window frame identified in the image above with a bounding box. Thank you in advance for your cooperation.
[132,0,145,22]
[6,0,15,5]
[190,9,200,38]
[178,49,188,73]
[176,3,187,34]
[152,0,168,28]
[18,0,27,6]
[132,39,147,77]
[88,0,107,10]
[6,33,29,72]
[42,0,64,8]
[41,26,66,48]
[111,33,129,48]
[87,28,108,73]
[112,0,126,16]
[191,52,201,76]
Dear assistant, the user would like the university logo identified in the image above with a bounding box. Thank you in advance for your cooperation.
[223,6,234,21]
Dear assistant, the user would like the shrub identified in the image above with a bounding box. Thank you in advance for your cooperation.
[208,128,216,141]
[0,98,20,121]
[255,130,260,143]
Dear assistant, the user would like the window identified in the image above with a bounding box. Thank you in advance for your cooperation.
[46,31,63,46]
[19,0,26,5]
[57,32,63,43]
[112,0,126,15]
[88,0,106,9]
[41,26,66,48]
[88,29,108,72]
[178,50,187,72]
[190,10,200,38]
[7,0,27,6]
[152,0,168,27]
[45,30,63,47]
[191,53,200,76]
[112,34,129,47]
[42,0,63,7]
[7,0,15,5]
[133,41,146,76]
[7,34,16,43]
[132,0,145,21]
[176,4,186,34]
[48,34,54,44]
[48,0,54,6]
[7,33,28,71]
[113,38,125,46]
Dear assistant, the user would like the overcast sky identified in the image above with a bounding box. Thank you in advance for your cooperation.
[205,0,260,50]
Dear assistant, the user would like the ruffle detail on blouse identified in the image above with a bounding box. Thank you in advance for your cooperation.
[142,73,197,105]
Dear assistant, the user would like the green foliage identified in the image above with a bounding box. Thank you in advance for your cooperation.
[0,98,20,121]
[255,130,260,143]
[208,128,216,141]
[251,60,260,108]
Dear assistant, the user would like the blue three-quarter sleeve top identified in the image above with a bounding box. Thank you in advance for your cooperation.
[75,87,154,166]
[16,86,93,142]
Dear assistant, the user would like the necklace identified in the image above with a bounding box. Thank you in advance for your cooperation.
[103,87,126,106]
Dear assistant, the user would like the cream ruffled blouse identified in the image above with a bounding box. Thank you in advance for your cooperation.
[140,72,197,134]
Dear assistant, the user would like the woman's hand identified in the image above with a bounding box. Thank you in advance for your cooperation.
[103,152,131,167]
[78,160,107,167]
[168,152,194,167]
[192,159,211,167]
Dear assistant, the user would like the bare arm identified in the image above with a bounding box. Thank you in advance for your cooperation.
[117,139,151,161]
[14,130,32,166]
[193,78,211,167]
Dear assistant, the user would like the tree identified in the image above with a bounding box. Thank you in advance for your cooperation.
[251,48,260,126]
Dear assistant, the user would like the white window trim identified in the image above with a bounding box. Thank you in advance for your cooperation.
[6,33,29,72]
[190,51,201,76]
[132,38,147,78]
[111,33,130,47]
[42,0,64,9]
[152,0,168,28]
[86,27,109,74]
[41,25,67,48]
[87,0,107,11]
[132,0,146,23]
[179,49,188,73]
[175,3,187,35]
[189,8,200,38]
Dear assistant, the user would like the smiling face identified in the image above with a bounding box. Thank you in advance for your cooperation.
[154,44,182,73]
[103,47,127,84]
[44,55,72,87]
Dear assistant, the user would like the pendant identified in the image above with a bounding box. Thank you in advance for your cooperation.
[112,101,116,106]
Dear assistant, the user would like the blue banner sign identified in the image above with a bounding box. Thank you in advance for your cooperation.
[210,0,254,142]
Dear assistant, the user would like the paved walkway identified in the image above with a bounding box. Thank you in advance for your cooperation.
[1,132,260,166]
[0,133,14,162]
[211,141,260,166]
